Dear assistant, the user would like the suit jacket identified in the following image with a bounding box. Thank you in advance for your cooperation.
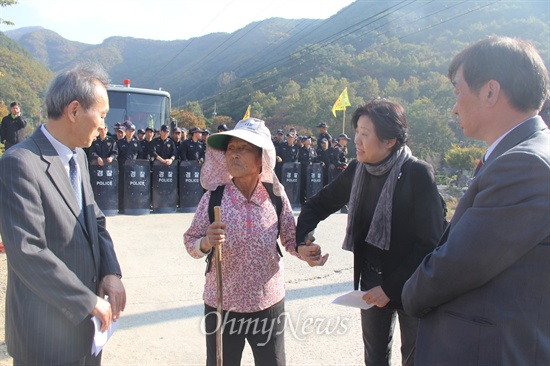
[296,157,443,306]
[0,127,122,364]
[402,117,550,365]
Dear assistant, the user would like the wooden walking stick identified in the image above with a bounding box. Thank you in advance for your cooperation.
[214,206,223,366]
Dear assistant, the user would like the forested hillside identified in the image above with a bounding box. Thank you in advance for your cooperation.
[2,0,549,169]
[0,32,53,123]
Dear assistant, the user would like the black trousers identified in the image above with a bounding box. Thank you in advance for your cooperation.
[204,299,286,366]
[360,265,418,366]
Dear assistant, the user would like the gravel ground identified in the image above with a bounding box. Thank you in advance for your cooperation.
[0,212,403,366]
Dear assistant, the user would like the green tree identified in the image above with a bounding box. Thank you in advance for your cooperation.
[445,145,485,171]
[0,101,8,117]
[383,78,400,98]
[184,101,205,120]
[353,76,380,102]
[171,109,205,131]
[1,0,17,26]
[249,90,278,120]
[407,97,457,167]
[0,32,53,123]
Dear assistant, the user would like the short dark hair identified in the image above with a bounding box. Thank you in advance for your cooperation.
[45,64,110,119]
[351,99,408,151]
[448,37,548,112]
[9,102,20,108]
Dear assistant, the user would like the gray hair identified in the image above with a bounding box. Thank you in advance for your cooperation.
[45,64,110,119]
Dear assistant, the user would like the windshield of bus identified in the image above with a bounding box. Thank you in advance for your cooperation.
[106,90,170,131]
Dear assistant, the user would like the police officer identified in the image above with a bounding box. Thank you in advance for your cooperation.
[89,124,118,166]
[272,129,285,149]
[336,133,351,213]
[116,124,142,211]
[273,129,286,180]
[122,120,138,140]
[181,127,187,142]
[112,122,121,138]
[116,124,142,166]
[171,127,184,158]
[295,136,304,149]
[317,138,331,185]
[114,123,125,141]
[316,122,332,150]
[137,128,146,141]
[217,124,229,133]
[179,127,206,163]
[278,132,299,164]
[336,133,351,169]
[139,127,155,161]
[151,124,177,166]
[276,131,299,181]
[298,136,319,204]
[201,129,210,144]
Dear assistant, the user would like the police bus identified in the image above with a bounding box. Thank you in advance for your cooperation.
[106,79,171,132]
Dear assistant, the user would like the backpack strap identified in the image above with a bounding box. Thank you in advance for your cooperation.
[208,185,225,224]
[261,183,282,237]
[261,182,284,257]
[204,183,284,275]
[204,185,225,275]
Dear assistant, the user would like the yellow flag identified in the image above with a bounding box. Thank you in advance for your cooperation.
[243,105,251,119]
[332,87,351,117]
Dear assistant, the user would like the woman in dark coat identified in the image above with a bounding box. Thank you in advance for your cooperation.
[296,99,444,365]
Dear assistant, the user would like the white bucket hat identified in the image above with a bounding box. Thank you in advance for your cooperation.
[201,118,284,195]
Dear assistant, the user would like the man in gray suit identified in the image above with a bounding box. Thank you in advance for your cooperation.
[0,65,126,365]
[402,37,550,365]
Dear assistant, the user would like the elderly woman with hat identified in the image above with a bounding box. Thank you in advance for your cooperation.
[184,118,326,365]
[297,99,444,365]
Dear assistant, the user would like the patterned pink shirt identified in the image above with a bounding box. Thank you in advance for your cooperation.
[184,180,301,313]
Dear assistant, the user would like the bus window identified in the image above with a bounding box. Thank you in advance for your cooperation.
[106,89,170,132]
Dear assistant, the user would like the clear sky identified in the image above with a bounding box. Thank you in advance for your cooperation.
[1,0,356,44]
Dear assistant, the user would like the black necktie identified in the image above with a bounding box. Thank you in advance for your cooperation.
[69,154,82,209]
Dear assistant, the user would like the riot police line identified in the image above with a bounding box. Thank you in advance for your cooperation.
[89,160,336,215]
[89,159,204,216]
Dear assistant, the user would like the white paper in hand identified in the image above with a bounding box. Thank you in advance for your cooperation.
[91,316,119,356]
[332,290,374,310]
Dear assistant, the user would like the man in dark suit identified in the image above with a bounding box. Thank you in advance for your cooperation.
[0,65,126,365]
[1,101,27,150]
[402,37,550,365]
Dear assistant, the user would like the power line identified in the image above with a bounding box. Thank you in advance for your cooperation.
[190,0,415,105]
[199,0,501,112]
[166,0,502,115]
[179,0,412,104]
